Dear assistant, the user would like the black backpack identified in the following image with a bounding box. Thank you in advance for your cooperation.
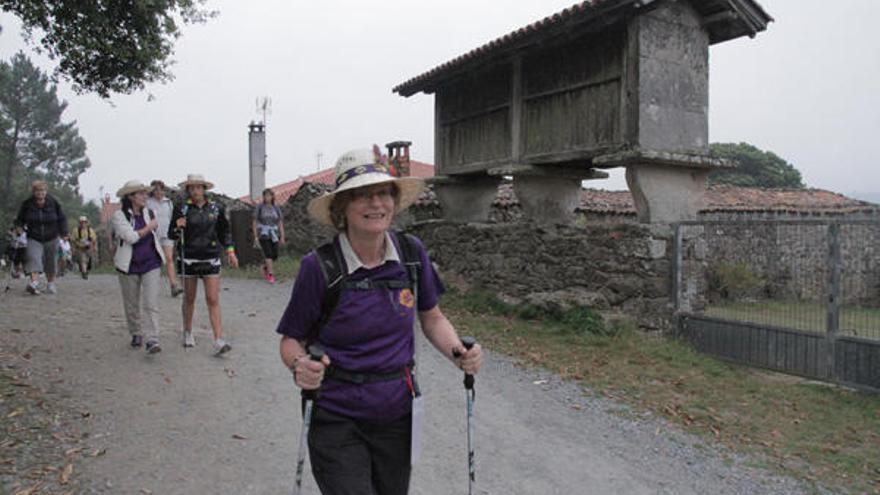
[312,231,423,336]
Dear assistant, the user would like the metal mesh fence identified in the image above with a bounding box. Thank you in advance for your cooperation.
[677,221,880,341]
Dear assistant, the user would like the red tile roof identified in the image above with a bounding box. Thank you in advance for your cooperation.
[576,185,878,215]
[240,160,436,205]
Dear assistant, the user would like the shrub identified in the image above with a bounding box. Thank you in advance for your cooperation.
[708,262,762,302]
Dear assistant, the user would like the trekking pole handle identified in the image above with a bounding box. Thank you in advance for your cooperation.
[452,336,476,390]
[301,344,325,401]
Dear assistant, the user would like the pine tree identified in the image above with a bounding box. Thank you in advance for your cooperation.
[0,52,92,228]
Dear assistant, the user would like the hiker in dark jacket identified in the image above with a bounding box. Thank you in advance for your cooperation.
[15,180,68,295]
[167,174,238,356]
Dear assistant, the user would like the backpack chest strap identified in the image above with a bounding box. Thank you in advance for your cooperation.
[343,279,411,291]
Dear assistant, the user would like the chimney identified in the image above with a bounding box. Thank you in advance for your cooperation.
[248,121,267,201]
[386,140,412,177]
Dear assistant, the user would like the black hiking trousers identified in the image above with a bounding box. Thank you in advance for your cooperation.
[308,406,411,495]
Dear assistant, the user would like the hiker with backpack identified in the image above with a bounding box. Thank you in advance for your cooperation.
[276,148,482,495]
[251,187,285,284]
[15,180,68,295]
[110,180,166,353]
[147,180,183,297]
[70,216,97,279]
[168,174,238,356]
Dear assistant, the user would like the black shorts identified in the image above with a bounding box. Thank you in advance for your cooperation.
[12,247,26,265]
[177,258,221,278]
[259,237,278,260]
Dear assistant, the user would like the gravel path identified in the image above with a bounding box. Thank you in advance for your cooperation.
[0,274,821,494]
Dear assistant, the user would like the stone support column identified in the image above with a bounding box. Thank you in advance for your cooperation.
[625,165,708,223]
[432,176,501,223]
[513,176,582,225]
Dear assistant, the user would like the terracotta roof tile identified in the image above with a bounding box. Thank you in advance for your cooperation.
[241,160,435,205]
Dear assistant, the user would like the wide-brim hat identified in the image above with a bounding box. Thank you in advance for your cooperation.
[307,148,424,227]
[116,180,151,198]
[178,173,214,190]
[78,216,88,223]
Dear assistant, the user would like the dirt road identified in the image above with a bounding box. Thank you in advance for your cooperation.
[0,275,817,494]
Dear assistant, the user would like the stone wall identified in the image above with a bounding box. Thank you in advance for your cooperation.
[408,221,673,329]
[678,222,880,312]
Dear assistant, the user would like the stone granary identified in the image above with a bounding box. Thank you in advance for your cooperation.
[394,0,772,224]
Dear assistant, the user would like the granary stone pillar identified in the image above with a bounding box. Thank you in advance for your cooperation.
[432,175,501,223]
[625,165,707,223]
[513,176,581,224]
[595,150,729,224]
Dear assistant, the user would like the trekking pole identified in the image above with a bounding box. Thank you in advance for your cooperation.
[293,343,325,495]
[453,336,477,495]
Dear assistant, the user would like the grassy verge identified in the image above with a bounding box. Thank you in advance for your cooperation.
[224,255,301,283]
[93,256,302,283]
[441,288,880,494]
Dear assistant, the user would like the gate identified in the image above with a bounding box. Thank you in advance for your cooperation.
[674,220,880,392]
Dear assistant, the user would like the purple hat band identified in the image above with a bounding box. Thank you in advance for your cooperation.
[336,163,392,188]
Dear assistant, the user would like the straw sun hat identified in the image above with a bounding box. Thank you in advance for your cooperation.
[116,180,151,198]
[308,148,424,226]
[178,173,214,190]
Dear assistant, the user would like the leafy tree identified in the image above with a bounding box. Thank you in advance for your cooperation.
[0,0,216,97]
[0,52,93,234]
[709,142,805,189]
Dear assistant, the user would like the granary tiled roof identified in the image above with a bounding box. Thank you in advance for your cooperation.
[575,185,878,215]
[394,0,772,97]
[414,183,877,216]
[242,160,436,206]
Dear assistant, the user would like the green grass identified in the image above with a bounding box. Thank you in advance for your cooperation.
[706,300,880,339]
[441,289,880,494]
[92,255,302,283]
[225,255,300,283]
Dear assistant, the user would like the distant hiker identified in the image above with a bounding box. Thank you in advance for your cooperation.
[15,180,68,295]
[147,179,183,297]
[168,174,238,356]
[8,226,27,278]
[71,216,97,279]
[110,180,165,353]
[276,148,482,495]
[56,237,72,277]
[251,187,285,284]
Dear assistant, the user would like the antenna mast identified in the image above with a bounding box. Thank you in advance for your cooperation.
[256,96,272,126]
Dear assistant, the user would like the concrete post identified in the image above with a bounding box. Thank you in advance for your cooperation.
[433,176,501,223]
[514,176,581,225]
[625,165,708,223]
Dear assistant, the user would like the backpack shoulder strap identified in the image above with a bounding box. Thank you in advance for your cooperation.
[393,230,423,304]
[312,237,348,339]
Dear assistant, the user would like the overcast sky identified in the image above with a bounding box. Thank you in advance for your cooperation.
[1,0,878,202]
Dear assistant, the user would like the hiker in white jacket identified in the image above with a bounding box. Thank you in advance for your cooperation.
[111,180,166,354]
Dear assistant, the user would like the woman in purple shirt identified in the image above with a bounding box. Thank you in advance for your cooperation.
[277,148,483,495]
[110,180,166,353]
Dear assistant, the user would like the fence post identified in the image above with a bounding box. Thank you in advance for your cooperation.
[826,222,841,381]
[672,223,684,337]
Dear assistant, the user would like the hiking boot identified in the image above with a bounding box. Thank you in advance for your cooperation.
[26,281,40,295]
[213,339,231,356]
[171,284,184,298]
[183,330,196,348]
[131,335,143,348]
[81,271,88,280]
[145,338,162,354]
[46,282,57,295]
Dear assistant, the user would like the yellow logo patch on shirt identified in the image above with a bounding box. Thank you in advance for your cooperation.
[399,288,415,309]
